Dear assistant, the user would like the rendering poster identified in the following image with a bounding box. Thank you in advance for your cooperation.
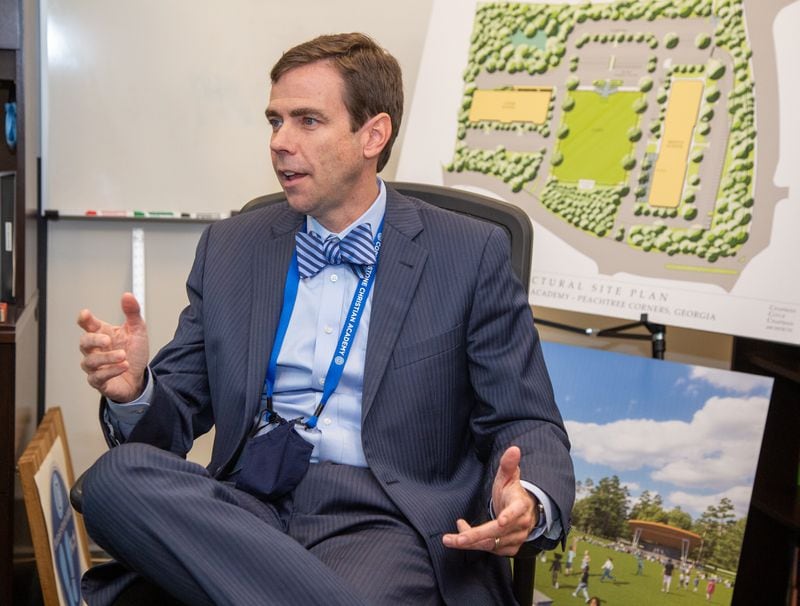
[398,0,800,344]
[537,341,773,604]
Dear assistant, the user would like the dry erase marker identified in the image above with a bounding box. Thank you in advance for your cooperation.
[85,210,133,217]
[146,211,177,218]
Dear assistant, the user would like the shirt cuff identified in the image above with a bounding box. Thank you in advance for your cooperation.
[520,481,563,543]
[105,368,154,440]
[488,481,562,543]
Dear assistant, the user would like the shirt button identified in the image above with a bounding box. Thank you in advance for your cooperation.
[323,418,333,426]
[318,377,325,386]
[330,274,338,282]
[324,326,334,334]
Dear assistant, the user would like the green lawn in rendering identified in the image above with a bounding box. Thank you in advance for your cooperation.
[534,539,734,606]
[552,90,643,185]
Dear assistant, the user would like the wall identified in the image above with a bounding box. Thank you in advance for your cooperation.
[42,0,433,215]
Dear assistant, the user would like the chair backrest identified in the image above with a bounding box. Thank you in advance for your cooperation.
[240,181,534,286]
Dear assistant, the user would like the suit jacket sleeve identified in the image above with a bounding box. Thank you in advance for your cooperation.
[466,226,574,544]
[123,226,216,456]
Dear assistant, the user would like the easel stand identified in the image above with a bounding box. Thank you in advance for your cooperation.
[537,313,667,360]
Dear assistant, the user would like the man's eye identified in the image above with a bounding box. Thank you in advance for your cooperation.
[268,118,282,130]
[302,117,318,126]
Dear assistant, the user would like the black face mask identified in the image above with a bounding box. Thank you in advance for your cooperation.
[235,418,314,501]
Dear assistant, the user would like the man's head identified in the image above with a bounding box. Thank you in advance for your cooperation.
[271,33,403,173]
[267,34,403,230]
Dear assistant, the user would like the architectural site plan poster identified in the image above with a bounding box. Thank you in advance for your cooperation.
[535,341,773,604]
[397,0,800,344]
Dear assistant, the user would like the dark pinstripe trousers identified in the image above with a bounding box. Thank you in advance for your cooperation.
[80,443,443,606]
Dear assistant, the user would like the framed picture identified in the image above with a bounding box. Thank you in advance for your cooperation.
[535,342,774,605]
[18,407,91,606]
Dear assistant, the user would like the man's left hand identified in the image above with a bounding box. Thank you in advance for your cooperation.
[442,446,537,556]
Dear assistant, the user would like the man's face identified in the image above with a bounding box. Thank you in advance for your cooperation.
[266,61,375,231]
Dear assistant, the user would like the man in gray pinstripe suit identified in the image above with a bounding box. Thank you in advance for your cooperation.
[77,33,574,605]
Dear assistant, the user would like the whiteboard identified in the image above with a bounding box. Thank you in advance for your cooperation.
[42,0,433,215]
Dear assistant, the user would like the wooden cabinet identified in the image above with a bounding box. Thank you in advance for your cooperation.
[0,0,39,602]
[1,298,38,604]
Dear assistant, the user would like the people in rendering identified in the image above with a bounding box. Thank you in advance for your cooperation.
[706,577,716,601]
[572,565,590,602]
[635,550,644,575]
[549,552,562,588]
[566,545,576,575]
[662,558,675,592]
[600,556,615,582]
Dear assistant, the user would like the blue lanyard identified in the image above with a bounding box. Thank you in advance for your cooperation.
[260,220,384,429]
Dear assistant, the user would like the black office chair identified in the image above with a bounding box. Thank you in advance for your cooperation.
[72,182,540,606]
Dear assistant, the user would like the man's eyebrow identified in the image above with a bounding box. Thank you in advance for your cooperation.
[288,107,327,120]
[265,107,327,120]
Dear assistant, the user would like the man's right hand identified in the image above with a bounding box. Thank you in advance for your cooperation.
[78,292,150,403]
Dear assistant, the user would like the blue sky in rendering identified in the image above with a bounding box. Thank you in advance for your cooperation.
[541,341,773,519]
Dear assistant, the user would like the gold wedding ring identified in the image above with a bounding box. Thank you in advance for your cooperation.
[494,537,501,551]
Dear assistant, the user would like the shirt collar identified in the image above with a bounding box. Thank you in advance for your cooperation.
[306,178,386,239]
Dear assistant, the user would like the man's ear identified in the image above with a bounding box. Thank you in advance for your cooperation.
[361,113,392,162]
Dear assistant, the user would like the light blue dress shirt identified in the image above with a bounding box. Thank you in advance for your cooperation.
[252,181,388,466]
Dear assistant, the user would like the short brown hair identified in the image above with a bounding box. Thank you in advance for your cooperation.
[271,33,403,172]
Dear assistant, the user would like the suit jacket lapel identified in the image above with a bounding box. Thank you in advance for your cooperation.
[362,189,428,421]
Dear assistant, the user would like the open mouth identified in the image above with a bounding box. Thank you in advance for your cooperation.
[281,170,307,183]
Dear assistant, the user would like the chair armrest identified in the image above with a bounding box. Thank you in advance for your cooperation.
[71,470,87,513]
[511,543,540,606]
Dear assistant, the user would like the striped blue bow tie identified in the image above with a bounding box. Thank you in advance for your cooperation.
[295,223,376,279]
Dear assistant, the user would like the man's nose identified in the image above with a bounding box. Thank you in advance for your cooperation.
[270,125,294,154]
